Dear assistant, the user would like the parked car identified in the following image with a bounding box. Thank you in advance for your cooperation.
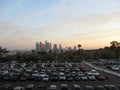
[50,76,58,81]
[42,75,49,81]
[72,84,82,90]
[20,75,27,81]
[27,75,34,81]
[80,75,88,81]
[94,85,106,90]
[10,74,19,81]
[0,84,12,90]
[49,85,57,90]
[59,75,66,81]
[3,74,11,81]
[87,75,96,81]
[13,87,24,90]
[61,84,69,90]
[104,85,119,90]
[73,75,81,81]
[25,84,35,90]
[34,75,42,81]
[36,84,46,90]
[96,75,105,81]
[66,76,73,81]
[91,70,100,76]
[0,74,3,80]
[84,85,94,90]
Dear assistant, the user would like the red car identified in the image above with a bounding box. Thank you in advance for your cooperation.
[80,67,88,72]
[96,75,105,80]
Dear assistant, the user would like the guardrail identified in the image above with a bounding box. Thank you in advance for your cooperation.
[84,61,120,77]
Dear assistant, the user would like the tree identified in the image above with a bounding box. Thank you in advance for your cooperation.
[78,44,81,50]
[110,41,120,48]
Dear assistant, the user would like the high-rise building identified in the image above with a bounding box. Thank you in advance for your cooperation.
[74,46,77,51]
[36,42,39,50]
[49,43,52,50]
[59,44,62,50]
[68,47,72,51]
[53,44,58,52]
[36,40,52,52]
[59,44,62,52]
[40,42,42,49]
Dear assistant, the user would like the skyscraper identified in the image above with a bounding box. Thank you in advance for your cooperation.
[36,40,52,52]
[36,42,39,50]
[59,44,62,52]
[53,44,58,52]
[74,46,77,51]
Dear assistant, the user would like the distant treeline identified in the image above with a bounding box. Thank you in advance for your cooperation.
[0,41,120,62]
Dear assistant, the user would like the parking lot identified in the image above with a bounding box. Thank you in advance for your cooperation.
[0,61,120,90]
[92,59,120,73]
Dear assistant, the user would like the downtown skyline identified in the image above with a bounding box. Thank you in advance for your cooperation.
[0,0,120,50]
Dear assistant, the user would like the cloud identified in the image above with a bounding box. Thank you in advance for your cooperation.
[0,8,4,14]
[0,21,36,50]
[15,10,47,24]
[17,0,23,9]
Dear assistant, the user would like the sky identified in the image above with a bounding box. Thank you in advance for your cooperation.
[0,0,120,50]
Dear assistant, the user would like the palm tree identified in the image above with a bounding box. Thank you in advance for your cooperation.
[78,44,81,50]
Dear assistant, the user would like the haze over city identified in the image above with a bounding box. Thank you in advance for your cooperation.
[0,0,120,50]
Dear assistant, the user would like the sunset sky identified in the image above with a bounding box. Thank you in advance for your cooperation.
[0,0,120,50]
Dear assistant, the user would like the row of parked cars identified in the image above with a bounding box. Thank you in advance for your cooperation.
[93,59,120,71]
[94,59,120,66]
[0,61,106,82]
[0,83,120,90]
[106,65,120,71]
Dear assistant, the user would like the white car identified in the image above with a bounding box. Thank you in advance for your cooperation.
[111,66,120,71]
[80,75,88,80]
[91,70,100,76]
[49,85,57,90]
[87,75,96,80]
[13,87,24,90]
[42,75,49,81]
[59,72,66,80]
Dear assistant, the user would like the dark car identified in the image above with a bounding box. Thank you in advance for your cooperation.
[3,74,11,81]
[66,76,73,81]
[96,75,105,81]
[25,84,35,90]
[27,75,34,81]
[104,85,119,90]
[61,84,69,90]
[0,74,3,80]
[0,84,12,90]
[73,75,81,81]
[80,67,88,72]
[50,76,58,81]
[72,84,82,90]
[36,84,46,90]
[117,85,120,89]
[34,75,42,81]
[20,75,27,81]
[10,74,19,81]
[84,86,94,90]
[94,85,106,90]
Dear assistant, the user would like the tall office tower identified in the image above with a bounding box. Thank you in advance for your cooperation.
[74,46,77,51]
[66,46,68,51]
[59,44,62,51]
[68,47,72,51]
[53,44,58,52]
[40,42,42,51]
[36,42,40,50]
[49,43,52,50]
[45,40,47,51]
